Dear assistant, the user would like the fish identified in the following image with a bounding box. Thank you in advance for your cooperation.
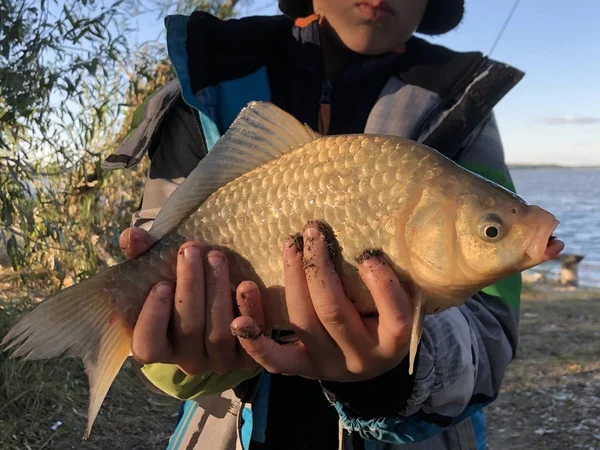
[1,101,565,438]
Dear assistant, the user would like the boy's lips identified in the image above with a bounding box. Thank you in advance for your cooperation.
[355,1,395,20]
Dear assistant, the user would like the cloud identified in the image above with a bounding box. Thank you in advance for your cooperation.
[544,116,600,125]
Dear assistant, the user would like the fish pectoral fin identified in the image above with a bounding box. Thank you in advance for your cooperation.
[148,101,319,242]
[305,123,322,138]
[1,263,132,439]
[408,290,426,375]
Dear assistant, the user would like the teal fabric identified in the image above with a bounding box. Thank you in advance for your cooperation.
[472,410,487,450]
[217,66,272,132]
[165,14,221,150]
[251,372,272,443]
[165,15,272,149]
[167,400,199,450]
[241,405,253,450]
[334,397,495,444]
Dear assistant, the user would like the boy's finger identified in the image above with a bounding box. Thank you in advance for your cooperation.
[230,316,315,377]
[204,251,237,373]
[131,282,174,364]
[235,281,264,368]
[119,227,152,259]
[173,242,207,375]
[236,281,265,331]
[357,254,412,352]
[283,236,334,353]
[302,225,368,352]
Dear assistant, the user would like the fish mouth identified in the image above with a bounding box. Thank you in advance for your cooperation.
[545,235,565,260]
[524,218,565,268]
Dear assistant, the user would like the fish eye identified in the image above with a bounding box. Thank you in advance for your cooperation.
[478,215,504,242]
[485,225,499,239]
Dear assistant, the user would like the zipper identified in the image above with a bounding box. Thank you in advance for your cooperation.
[237,397,246,450]
[318,79,333,135]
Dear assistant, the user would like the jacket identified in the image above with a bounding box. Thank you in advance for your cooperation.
[103,11,525,450]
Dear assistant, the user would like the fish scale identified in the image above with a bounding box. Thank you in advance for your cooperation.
[171,135,411,328]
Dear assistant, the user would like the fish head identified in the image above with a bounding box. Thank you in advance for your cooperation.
[452,178,565,288]
[394,171,564,298]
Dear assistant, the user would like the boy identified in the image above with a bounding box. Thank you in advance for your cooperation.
[104,0,524,448]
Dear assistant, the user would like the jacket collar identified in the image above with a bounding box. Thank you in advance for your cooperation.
[288,14,405,83]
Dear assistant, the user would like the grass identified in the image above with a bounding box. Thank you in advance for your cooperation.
[0,283,181,450]
[1,275,599,449]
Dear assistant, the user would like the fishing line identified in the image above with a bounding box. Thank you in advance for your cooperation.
[488,0,523,56]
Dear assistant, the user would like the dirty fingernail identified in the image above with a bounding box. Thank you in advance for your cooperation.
[239,283,258,298]
[230,321,261,340]
[356,249,385,265]
[285,233,304,253]
[304,226,319,238]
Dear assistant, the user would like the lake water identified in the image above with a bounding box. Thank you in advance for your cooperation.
[510,167,600,287]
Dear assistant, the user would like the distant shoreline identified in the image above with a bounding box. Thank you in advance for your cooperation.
[508,164,600,170]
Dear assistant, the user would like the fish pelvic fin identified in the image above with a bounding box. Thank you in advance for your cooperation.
[1,263,132,439]
[408,290,426,375]
[148,101,319,243]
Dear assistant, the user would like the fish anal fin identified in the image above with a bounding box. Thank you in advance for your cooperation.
[408,290,426,375]
[82,313,131,439]
[148,101,319,242]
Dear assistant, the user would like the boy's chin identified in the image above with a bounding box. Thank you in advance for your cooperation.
[339,30,408,55]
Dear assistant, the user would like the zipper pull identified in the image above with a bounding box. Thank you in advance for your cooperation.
[318,80,332,135]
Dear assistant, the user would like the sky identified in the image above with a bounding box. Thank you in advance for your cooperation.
[133,0,600,166]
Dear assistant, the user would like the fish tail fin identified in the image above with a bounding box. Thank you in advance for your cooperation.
[1,262,134,439]
[408,291,425,375]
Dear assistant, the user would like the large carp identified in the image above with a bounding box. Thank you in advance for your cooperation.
[2,102,564,437]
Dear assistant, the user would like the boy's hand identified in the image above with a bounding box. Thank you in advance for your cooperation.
[231,224,414,382]
[119,227,262,375]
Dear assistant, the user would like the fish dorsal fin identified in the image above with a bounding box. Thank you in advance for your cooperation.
[148,101,319,242]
